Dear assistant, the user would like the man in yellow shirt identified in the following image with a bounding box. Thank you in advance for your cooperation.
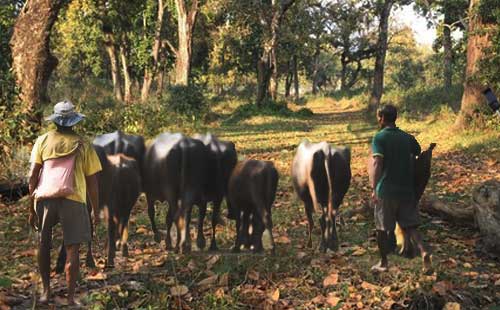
[28,100,102,306]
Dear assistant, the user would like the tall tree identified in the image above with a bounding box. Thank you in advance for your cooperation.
[256,0,296,105]
[10,0,68,124]
[368,0,394,109]
[455,0,495,128]
[141,0,166,101]
[164,0,200,86]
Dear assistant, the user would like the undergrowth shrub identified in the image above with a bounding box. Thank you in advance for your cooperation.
[223,99,313,124]
[161,84,208,118]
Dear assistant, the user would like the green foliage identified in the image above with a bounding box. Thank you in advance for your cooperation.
[161,84,208,118]
[477,0,500,90]
[223,100,313,124]
[384,84,464,117]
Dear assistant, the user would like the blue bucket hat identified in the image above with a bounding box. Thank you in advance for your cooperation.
[46,100,85,127]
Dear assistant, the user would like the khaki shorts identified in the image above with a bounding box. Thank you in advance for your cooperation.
[36,198,91,246]
[374,198,420,231]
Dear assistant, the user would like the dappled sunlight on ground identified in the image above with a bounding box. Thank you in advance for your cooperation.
[1,96,499,309]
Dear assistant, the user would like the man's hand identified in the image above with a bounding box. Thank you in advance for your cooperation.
[371,191,379,205]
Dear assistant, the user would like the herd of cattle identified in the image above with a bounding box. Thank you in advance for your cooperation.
[55,130,352,270]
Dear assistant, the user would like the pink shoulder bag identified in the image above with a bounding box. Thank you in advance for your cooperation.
[34,148,79,200]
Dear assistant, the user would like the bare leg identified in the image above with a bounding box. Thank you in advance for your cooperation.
[65,243,80,305]
[372,230,389,272]
[405,227,432,271]
[38,242,51,303]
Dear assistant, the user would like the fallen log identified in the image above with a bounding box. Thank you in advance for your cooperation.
[472,179,500,254]
[420,198,475,226]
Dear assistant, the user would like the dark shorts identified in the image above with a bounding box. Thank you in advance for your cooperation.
[374,198,420,231]
[36,198,91,246]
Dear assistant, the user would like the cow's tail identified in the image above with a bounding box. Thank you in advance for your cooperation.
[180,140,188,199]
[323,150,334,216]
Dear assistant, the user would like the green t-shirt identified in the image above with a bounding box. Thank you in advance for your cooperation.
[371,127,421,200]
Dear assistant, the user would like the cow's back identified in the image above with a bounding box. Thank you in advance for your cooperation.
[142,133,184,201]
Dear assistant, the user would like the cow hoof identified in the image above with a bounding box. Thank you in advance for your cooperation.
[209,243,218,252]
[55,264,65,274]
[154,233,161,243]
[307,240,313,248]
[122,246,129,257]
[105,261,115,269]
[196,238,206,250]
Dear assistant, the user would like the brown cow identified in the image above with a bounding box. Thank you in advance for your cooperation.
[228,160,279,253]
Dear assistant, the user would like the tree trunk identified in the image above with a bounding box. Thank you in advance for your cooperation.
[256,55,272,106]
[141,0,165,102]
[455,0,492,128]
[173,0,198,86]
[119,44,132,103]
[104,32,123,102]
[368,0,393,110]
[256,0,296,106]
[284,60,292,98]
[340,54,348,91]
[156,67,165,96]
[472,180,500,254]
[312,46,320,94]
[10,0,67,125]
[293,54,299,102]
[443,16,453,90]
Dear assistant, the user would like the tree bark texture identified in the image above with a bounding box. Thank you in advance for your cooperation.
[455,0,492,128]
[293,54,299,102]
[312,46,320,94]
[368,0,393,110]
[443,13,453,90]
[10,0,67,124]
[103,31,123,102]
[141,0,165,102]
[173,0,198,86]
[119,44,132,103]
[256,0,296,106]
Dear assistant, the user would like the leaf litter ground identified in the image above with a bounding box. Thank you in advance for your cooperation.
[1,97,499,309]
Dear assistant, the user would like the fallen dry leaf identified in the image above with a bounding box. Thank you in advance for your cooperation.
[206,255,220,270]
[432,281,453,296]
[361,281,379,291]
[326,296,340,307]
[382,299,395,309]
[219,273,229,287]
[323,273,339,287]
[269,288,280,302]
[248,270,260,281]
[170,285,189,297]
[197,275,218,287]
[443,302,461,310]
[351,246,366,256]
[86,272,107,281]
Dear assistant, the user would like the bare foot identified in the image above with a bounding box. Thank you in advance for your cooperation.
[371,261,388,273]
[39,290,50,304]
[67,298,83,308]
[422,252,433,274]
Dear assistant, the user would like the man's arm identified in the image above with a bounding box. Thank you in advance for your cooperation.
[85,173,100,225]
[28,162,42,196]
[370,155,383,191]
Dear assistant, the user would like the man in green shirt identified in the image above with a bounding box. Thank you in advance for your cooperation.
[369,104,431,272]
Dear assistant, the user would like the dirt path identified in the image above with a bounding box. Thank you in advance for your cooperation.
[1,99,499,309]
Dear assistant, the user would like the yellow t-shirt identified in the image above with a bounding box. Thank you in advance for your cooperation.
[30,130,102,204]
